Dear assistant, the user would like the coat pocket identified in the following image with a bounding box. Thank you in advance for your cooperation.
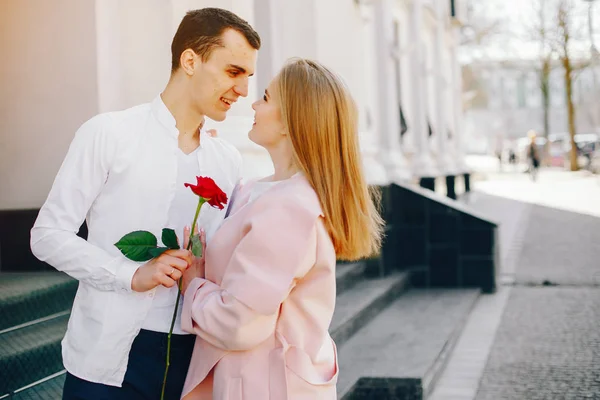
[270,335,338,399]
[285,342,338,386]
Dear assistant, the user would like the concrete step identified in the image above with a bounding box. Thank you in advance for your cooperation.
[0,314,68,396]
[336,262,367,295]
[331,272,410,347]
[0,263,394,398]
[0,272,76,331]
[337,288,480,400]
[2,371,66,400]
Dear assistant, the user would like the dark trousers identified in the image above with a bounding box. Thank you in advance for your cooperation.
[62,329,195,400]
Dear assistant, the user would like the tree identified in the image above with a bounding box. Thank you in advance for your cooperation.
[529,0,554,165]
[538,1,552,142]
[555,0,590,171]
[526,0,591,170]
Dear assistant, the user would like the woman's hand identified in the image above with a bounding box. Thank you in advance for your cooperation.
[181,225,207,294]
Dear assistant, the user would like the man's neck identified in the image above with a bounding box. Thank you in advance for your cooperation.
[160,85,204,140]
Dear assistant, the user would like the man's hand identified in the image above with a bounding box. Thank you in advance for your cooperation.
[181,226,207,294]
[131,249,192,292]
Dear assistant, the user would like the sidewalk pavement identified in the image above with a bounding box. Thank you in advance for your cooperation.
[430,169,600,400]
[474,168,600,218]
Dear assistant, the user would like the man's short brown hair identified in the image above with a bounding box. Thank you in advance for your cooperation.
[171,8,261,72]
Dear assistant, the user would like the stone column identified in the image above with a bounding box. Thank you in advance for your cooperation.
[351,3,390,186]
[410,0,437,184]
[434,0,454,174]
[373,0,410,183]
[450,22,469,176]
[434,0,458,198]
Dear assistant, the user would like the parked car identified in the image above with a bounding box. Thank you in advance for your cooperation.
[540,132,599,169]
[586,143,600,173]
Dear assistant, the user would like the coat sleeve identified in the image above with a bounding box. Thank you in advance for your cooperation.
[181,200,319,351]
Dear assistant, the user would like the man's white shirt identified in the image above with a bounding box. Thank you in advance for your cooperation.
[30,95,242,386]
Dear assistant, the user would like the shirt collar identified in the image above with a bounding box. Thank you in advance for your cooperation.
[151,94,207,148]
[151,94,178,138]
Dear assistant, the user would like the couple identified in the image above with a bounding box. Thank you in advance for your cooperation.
[31,7,383,400]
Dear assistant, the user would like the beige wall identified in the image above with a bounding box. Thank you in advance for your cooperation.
[0,0,468,209]
[96,0,173,112]
[0,0,99,209]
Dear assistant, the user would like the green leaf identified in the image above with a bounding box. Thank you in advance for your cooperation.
[161,228,180,250]
[114,231,157,262]
[149,247,170,258]
[190,234,203,258]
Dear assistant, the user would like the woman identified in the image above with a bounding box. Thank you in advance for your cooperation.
[180,58,384,399]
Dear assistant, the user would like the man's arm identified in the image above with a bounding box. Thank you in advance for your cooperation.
[31,114,139,291]
[30,114,191,292]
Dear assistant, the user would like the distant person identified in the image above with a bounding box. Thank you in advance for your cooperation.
[508,148,516,165]
[496,149,503,171]
[527,130,540,181]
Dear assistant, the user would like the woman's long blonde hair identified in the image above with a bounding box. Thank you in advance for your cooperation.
[275,58,384,261]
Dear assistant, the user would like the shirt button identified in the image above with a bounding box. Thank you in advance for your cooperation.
[148,292,155,298]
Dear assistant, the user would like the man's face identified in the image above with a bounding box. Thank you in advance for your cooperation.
[190,29,257,122]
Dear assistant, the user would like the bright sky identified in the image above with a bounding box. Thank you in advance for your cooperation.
[462,0,600,62]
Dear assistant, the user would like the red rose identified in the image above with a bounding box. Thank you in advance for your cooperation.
[184,176,228,210]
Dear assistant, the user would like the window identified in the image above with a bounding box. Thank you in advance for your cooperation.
[517,75,526,108]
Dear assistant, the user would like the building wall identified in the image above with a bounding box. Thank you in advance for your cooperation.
[0,0,99,209]
[464,61,600,153]
[1,0,467,210]
[95,0,173,113]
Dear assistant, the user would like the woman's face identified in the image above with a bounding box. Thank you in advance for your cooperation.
[249,79,286,148]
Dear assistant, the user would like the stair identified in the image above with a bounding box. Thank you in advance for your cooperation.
[1,262,481,400]
[4,371,66,400]
[337,288,480,400]
[0,272,74,399]
[0,273,76,331]
[335,262,366,295]
[331,271,410,346]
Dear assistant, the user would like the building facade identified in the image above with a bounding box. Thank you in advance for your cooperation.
[463,59,600,154]
[0,0,469,211]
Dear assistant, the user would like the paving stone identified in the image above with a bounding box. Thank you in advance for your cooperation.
[434,189,600,400]
[475,287,600,400]
[514,204,600,286]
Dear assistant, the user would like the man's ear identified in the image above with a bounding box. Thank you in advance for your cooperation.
[180,49,197,76]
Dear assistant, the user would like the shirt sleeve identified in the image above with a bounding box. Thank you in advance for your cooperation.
[30,114,140,292]
[181,201,318,350]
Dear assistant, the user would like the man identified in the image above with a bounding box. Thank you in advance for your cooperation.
[30,8,260,399]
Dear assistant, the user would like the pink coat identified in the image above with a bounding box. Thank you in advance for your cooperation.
[180,174,339,399]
